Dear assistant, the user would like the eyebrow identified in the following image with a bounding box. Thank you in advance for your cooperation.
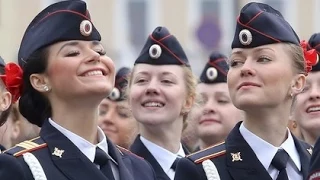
[230,50,244,57]
[254,47,275,53]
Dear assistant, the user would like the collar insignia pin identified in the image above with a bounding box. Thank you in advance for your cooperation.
[52,147,64,158]
[231,152,243,162]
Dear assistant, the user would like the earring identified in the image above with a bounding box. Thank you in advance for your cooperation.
[43,86,49,92]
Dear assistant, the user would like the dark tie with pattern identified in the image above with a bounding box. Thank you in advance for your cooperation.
[94,147,115,180]
[271,149,289,180]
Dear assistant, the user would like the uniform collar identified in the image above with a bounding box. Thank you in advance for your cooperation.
[140,136,185,174]
[48,118,116,164]
[239,123,301,171]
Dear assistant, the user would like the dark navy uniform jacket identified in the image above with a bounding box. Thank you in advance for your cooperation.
[308,137,320,180]
[174,122,312,180]
[0,120,156,180]
[130,135,189,180]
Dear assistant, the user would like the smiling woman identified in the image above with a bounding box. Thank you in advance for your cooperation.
[0,1,156,180]
[128,26,197,180]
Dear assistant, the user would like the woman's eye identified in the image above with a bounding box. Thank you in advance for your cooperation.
[229,60,243,67]
[257,56,271,63]
[66,51,80,57]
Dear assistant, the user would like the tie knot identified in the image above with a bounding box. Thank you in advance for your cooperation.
[171,157,180,171]
[271,149,289,170]
[94,147,109,166]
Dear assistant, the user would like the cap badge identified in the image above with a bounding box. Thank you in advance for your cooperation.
[206,67,218,81]
[109,87,120,101]
[239,29,252,46]
[149,44,162,59]
[80,20,92,37]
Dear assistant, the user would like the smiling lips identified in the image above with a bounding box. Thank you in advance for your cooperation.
[306,105,320,113]
[142,101,165,108]
[237,82,261,90]
[199,117,220,125]
[81,68,107,76]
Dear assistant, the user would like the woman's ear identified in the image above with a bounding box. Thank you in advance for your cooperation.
[182,95,195,115]
[291,74,306,95]
[0,90,11,111]
[30,74,51,93]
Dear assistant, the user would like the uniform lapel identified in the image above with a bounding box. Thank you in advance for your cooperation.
[130,135,171,180]
[40,121,108,180]
[107,139,133,180]
[292,135,312,179]
[226,122,272,180]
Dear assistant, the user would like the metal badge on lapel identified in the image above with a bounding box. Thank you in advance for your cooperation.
[307,148,313,155]
[231,152,243,162]
[52,147,64,158]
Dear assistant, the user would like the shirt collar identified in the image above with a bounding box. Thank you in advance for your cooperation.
[48,118,113,163]
[140,136,185,173]
[239,123,301,171]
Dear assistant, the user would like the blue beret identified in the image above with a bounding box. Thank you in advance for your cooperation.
[232,2,299,49]
[200,52,228,84]
[108,67,131,101]
[308,33,320,72]
[135,26,190,66]
[18,0,101,67]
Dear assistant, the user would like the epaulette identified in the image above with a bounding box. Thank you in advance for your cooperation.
[187,141,226,164]
[116,145,144,160]
[4,137,47,157]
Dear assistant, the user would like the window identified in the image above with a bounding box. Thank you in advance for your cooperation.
[127,1,147,51]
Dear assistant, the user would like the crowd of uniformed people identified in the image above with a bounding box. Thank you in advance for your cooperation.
[0,0,319,179]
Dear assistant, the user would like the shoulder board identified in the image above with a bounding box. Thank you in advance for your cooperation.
[116,145,144,160]
[4,136,47,157]
[187,141,226,164]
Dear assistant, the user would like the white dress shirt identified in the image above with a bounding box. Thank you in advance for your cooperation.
[49,118,119,180]
[140,136,185,180]
[239,123,302,180]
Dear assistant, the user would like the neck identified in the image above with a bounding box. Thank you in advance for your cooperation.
[199,135,224,150]
[301,129,318,146]
[51,98,100,144]
[243,105,290,147]
[139,117,183,153]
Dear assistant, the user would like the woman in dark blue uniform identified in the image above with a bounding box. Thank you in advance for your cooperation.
[194,52,242,151]
[0,57,22,151]
[0,1,156,180]
[175,2,314,180]
[128,26,197,180]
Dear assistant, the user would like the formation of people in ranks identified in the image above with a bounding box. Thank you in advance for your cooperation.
[0,0,320,179]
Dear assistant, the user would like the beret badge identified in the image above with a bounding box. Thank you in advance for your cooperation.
[239,29,253,46]
[149,44,162,59]
[206,67,218,81]
[79,20,93,37]
[109,87,120,101]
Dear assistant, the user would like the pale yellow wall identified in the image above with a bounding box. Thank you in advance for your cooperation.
[161,0,188,45]
[0,0,41,62]
[296,0,314,40]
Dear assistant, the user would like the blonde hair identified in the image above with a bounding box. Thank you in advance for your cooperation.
[283,43,305,74]
[126,65,197,131]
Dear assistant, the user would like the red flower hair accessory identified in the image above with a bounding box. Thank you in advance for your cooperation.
[300,40,319,75]
[0,63,23,103]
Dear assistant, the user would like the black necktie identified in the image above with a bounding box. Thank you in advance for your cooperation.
[271,149,289,180]
[94,147,115,180]
[171,158,180,171]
